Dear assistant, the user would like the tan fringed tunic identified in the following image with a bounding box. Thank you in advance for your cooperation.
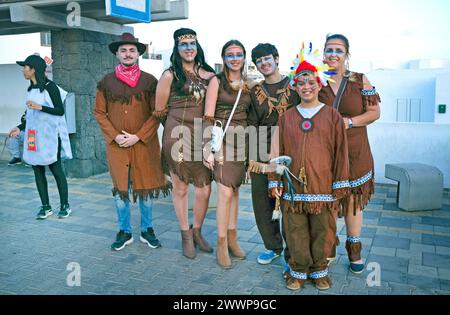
[94,72,171,201]
[319,72,381,215]
[155,70,213,187]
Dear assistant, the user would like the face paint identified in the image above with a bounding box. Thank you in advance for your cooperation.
[324,48,346,56]
[178,41,197,52]
[255,55,274,66]
[224,53,245,61]
[295,72,318,89]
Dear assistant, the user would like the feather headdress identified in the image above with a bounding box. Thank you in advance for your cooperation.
[289,42,336,86]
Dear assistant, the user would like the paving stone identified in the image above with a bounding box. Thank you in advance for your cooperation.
[408,264,438,277]
[373,235,410,249]
[423,252,450,269]
[379,217,412,229]
[422,234,450,247]
[407,274,441,290]
[370,246,396,257]
[1,163,449,295]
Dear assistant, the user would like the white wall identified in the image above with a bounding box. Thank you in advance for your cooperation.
[368,122,450,188]
[435,73,450,124]
[0,64,29,133]
[0,33,51,64]
[368,68,450,123]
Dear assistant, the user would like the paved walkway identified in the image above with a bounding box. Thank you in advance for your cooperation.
[1,162,449,295]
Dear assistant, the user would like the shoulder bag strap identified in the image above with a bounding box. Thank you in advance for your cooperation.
[332,70,351,111]
[223,88,242,135]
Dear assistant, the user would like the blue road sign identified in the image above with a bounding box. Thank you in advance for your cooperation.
[105,0,151,23]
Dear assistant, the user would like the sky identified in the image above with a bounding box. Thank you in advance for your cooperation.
[134,0,450,72]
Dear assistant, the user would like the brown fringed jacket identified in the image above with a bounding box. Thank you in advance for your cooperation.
[94,72,171,201]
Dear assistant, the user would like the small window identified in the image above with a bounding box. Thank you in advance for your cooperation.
[40,31,51,47]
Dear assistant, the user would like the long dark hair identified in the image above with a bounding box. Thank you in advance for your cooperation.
[169,29,215,92]
[27,65,47,92]
[218,39,247,93]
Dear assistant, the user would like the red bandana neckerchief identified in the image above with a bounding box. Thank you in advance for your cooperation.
[115,63,141,88]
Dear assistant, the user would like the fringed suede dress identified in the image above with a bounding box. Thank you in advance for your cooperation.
[206,78,252,189]
[155,70,213,188]
[319,72,381,215]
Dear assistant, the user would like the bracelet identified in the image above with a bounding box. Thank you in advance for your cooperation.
[348,118,353,129]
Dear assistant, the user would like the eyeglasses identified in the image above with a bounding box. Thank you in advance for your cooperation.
[255,55,274,66]
[324,49,346,56]
[178,41,197,51]
[224,54,245,61]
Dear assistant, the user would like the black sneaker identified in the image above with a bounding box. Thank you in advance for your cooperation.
[36,205,53,220]
[58,204,72,218]
[8,157,22,166]
[140,228,161,248]
[111,230,133,251]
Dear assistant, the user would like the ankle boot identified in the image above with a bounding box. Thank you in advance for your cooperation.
[345,240,362,262]
[216,236,231,269]
[181,229,196,259]
[191,224,213,253]
[227,229,246,259]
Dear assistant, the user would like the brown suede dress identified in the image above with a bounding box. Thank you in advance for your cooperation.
[155,70,213,188]
[319,72,381,215]
[208,78,252,189]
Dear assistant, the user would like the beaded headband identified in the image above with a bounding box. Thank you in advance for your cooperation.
[177,34,197,41]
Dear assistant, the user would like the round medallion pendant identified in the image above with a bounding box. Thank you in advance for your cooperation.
[301,119,313,132]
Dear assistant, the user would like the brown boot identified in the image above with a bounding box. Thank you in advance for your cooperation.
[191,224,213,253]
[181,229,196,259]
[313,276,332,290]
[345,240,362,262]
[227,229,246,259]
[216,236,231,269]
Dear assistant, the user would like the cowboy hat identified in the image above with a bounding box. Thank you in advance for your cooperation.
[109,32,146,55]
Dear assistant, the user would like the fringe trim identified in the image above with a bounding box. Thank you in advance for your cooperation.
[171,162,212,188]
[340,179,374,216]
[248,160,274,174]
[333,187,351,200]
[112,182,173,202]
[362,93,381,109]
[97,82,154,105]
[153,109,169,124]
[281,199,339,215]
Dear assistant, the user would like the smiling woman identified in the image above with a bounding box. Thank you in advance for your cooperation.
[203,39,253,269]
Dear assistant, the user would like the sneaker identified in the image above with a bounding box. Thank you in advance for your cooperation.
[349,262,365,274]
[257,250,280,265]
[111,230,133,251]
[8,157,22,166]
[140,228,161,248]
[57,204,72,218]
[36,205,53,220]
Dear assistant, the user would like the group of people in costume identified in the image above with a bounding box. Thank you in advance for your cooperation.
[13,27,380,291]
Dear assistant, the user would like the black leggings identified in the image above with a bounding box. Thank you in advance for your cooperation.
[32,139,69,206]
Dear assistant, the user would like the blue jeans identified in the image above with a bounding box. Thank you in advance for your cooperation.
[114,194,153,233]
[7,131,24,158]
